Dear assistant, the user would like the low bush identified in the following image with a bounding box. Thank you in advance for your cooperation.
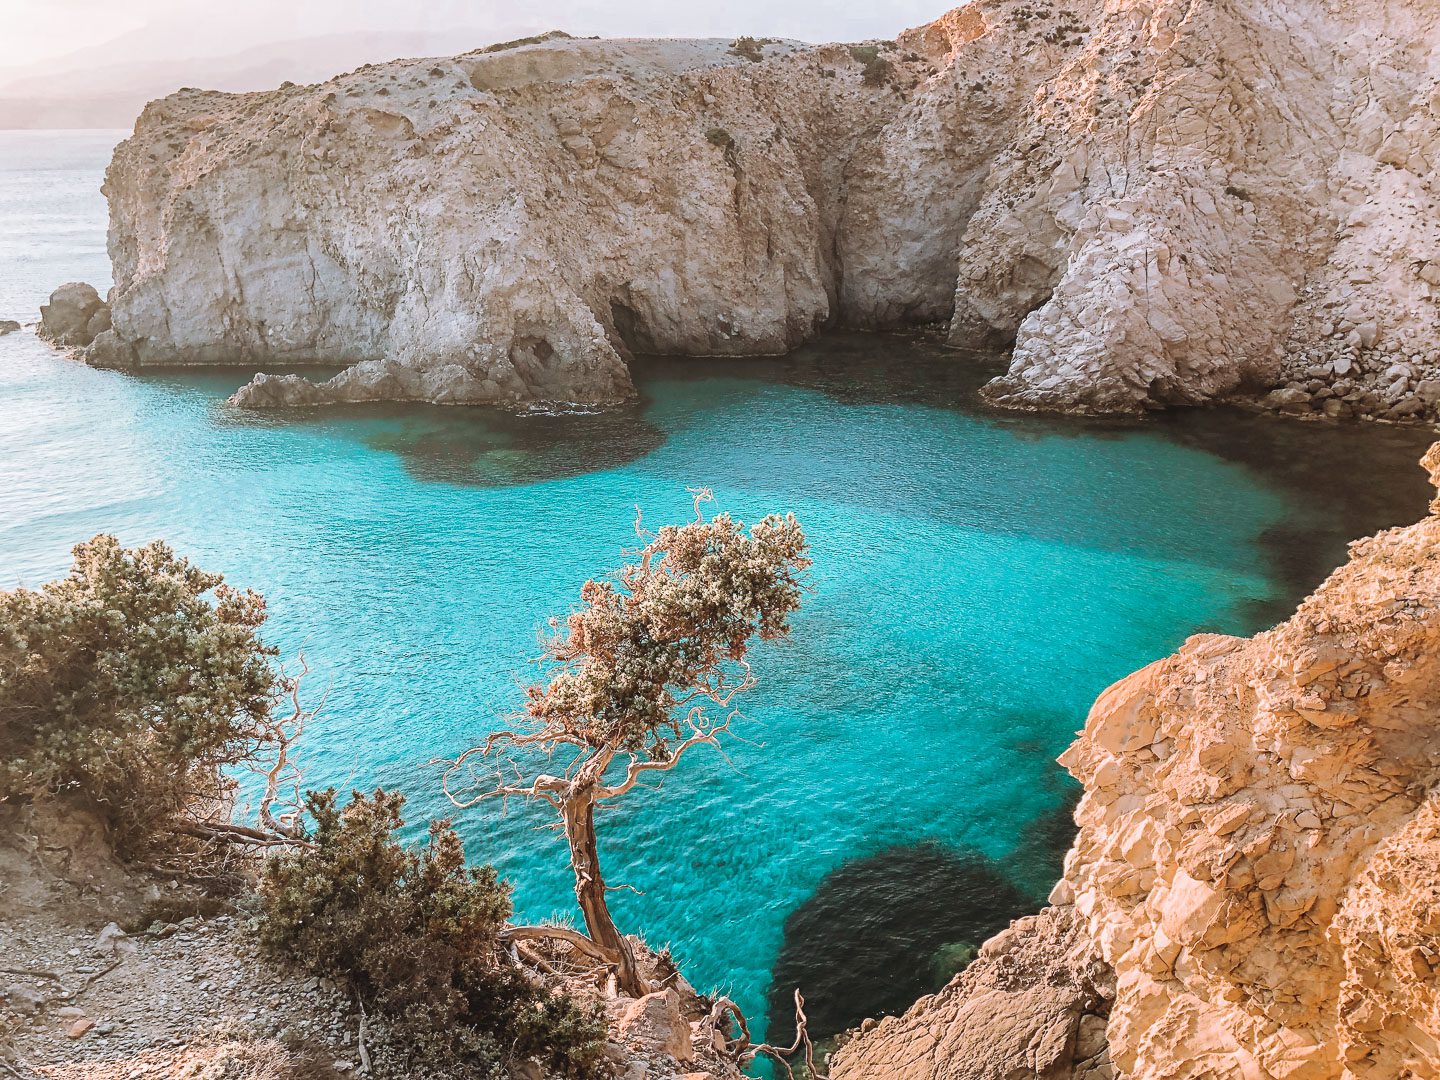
[849,45,893,86]
[730,36,777,62]
[0,535,278,851]
[258,789,606,1079]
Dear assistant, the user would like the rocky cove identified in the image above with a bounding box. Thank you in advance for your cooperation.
[44,0,1440,424]
[5,0,1440,1078]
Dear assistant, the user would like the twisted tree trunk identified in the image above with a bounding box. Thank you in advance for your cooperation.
[563,787,645,997]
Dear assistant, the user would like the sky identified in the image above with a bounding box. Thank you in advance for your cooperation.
[1,0,950,71]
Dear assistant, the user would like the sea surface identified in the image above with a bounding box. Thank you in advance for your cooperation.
[2,130,1435,1045]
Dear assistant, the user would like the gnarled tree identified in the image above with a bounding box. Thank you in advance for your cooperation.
[445,491,809,997]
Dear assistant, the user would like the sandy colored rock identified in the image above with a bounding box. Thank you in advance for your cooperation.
[834,442,1440,1078]
[38,282,107,349]
[615,988,695,1064]
[828,906,1114,1080]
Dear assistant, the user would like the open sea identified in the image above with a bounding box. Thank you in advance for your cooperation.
[1,129,1434,1044]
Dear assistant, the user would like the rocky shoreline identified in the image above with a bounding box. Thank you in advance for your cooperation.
[0,802,745,1080]
[39,0,1426,417]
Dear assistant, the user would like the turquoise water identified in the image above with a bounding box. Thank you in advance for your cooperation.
[2,131,1435,1043]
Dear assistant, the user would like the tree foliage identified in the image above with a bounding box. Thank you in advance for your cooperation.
[0,535,278,849]
[525,497,810,755]
[258,789,606,1080]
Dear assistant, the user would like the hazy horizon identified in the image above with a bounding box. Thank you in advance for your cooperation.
[5,0,950,74]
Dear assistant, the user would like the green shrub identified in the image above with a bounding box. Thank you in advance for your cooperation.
[258,789,606,1080]
[0,535,278,851]
[730,36,777,62]
[849,44,893,86]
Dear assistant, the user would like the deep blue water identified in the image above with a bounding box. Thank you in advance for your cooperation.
[1,130,1434,1043]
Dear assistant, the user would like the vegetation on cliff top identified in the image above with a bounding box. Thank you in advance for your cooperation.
[258,788,606,1079]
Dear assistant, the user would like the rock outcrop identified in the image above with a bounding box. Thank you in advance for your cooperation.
[833,442,1440,1080]
[101,35,937,408]
[828,906,1114,1080]
[38,282,109,349]
[95,0,1440,414]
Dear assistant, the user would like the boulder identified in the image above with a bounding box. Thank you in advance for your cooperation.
[228,372,331,408]
[615,988,694,1064]
[94,921,136,957]
[830,907,1113,1080]
[39,282,107,348]
[1265,387,1312,414]
[0,319,20,335]
[2,983,45,1016]
[85,329,137,370]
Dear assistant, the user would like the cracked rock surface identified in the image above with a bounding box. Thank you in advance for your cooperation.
[96,0,1440,415]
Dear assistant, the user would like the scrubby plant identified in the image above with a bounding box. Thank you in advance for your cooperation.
[258,788,606,1080]
[849,45,893,86]
[730,36,778,62]
[0,535,279,851]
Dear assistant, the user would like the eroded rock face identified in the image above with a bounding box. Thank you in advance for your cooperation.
[99,0,1440,414]
[91,7,1087,409]
[835,443,1440,1079]
[828,906,1115,1080]
[960,0,1440,415]
[102,36,937,408]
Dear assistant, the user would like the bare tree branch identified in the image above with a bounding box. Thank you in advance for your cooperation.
[499,925,615,965]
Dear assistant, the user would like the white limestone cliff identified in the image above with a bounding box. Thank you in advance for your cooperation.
[94,0,1440,416]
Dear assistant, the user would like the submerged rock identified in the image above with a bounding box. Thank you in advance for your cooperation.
[39,282,107,348]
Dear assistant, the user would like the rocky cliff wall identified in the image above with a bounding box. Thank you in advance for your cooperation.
[831,442,1440,1080]
[96,34,945,406]
[92,0,1440,414]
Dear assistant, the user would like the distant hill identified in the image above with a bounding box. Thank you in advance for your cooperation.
[0,28,529,129]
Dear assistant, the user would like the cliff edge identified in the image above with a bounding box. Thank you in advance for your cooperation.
[832,442,1440,1079]
[92,0,1440,416]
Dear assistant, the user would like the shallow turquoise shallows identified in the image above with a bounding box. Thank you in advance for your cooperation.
[2,131,1435,1045]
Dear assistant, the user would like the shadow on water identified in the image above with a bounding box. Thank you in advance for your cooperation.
[1153,411,1436,624]
[632,328,1001,410]
[638,333,1437,613]
[356,404,667,487]
[134,338,1435,566]
[764,843,1035,1044]
[763,777,1082,1044]
[134,365,668,488]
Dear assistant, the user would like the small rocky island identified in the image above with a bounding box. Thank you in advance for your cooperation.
[51,0,1440,421]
